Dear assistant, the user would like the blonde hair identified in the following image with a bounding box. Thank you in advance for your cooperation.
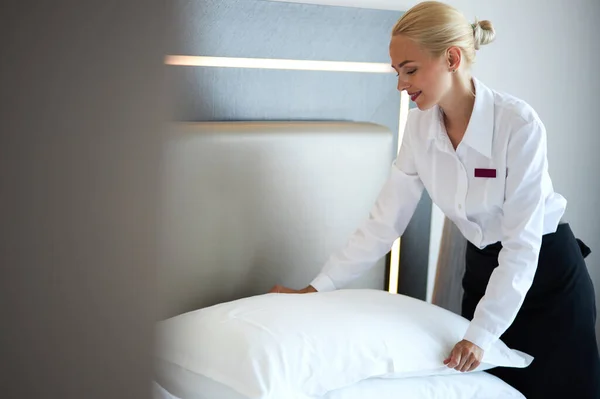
[392,1,495,65]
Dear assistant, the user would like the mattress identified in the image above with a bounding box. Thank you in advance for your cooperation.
[153,359,525,399]
[154,359,248,399]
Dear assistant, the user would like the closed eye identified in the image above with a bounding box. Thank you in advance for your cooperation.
[406,68,417,75]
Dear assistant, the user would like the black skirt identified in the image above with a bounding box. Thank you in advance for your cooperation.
[462,223,600,398]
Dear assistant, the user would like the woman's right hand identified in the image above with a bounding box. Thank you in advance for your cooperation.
[268,285,317,294]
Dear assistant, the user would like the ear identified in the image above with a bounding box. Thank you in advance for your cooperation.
[446,46,462,72]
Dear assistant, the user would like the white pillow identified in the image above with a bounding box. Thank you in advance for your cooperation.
[325,373,525,399]
[154,289,532,399]
[153,361,525,399]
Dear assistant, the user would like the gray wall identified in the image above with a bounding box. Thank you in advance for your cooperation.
[1,2,164,398]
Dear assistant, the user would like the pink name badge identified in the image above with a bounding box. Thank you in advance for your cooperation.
[474,168,496,178]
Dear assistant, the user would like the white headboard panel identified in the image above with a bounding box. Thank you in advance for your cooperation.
[157,122,394,319]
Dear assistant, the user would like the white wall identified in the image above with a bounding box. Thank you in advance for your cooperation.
[270,0,600,338]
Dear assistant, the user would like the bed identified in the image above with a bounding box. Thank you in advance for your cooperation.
[153,122,528,399]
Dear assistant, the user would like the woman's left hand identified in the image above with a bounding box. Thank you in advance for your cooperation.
[444,340,484,372]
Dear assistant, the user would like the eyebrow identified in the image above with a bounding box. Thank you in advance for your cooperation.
[395,60,415,68]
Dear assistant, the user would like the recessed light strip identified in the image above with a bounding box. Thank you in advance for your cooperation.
[388,90,410,294]
[165,55,394,73]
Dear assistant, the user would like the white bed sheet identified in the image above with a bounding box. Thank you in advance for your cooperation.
[153,360,525,399]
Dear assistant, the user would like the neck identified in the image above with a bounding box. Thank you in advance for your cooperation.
[438,72,476,144]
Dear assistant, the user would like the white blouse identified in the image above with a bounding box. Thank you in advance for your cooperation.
[310,77,567,351]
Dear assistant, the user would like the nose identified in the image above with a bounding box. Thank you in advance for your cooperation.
[397,78,410,92]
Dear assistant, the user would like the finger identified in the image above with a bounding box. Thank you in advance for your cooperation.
[272,285,298,294]
[443,352,453,367]
[446,352,461,369]
[460,355,475,372]
[469,359,481,372]
[454,351,469,371]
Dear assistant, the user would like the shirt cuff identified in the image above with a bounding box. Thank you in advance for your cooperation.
[309,273,337,292]
[463,323,498,352]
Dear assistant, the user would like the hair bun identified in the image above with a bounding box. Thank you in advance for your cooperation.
[472,19,495,50]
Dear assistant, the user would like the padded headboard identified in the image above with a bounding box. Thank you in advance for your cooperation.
[157,121,394,319]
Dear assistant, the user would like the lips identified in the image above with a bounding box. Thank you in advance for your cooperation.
[409,91,422,102]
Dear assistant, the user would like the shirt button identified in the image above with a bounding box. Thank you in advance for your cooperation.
[458,204,462,210]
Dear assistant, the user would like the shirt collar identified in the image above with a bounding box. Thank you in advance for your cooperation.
[428,77,495,159]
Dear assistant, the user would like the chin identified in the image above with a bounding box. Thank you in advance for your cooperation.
[411,94,436,111]
[414,101,436,111]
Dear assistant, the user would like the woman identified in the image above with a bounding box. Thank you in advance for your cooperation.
[269,1,600,397]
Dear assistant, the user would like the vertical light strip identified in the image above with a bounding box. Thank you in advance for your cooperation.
[388,90,410,294]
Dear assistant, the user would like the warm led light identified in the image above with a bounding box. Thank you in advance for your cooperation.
[388,90,410,294]
[398,91,410,145]
[389,238,400,294]
[165,55,394,73]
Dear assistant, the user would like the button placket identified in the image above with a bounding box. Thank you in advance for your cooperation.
[460,148,484,245]
[454,152,468,217]
[457,172,467,213]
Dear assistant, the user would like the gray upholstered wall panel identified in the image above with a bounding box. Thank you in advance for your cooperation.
[168,0,401,63]
[167,67,400,154]
[399,193,432,300]
[432,217,467,314]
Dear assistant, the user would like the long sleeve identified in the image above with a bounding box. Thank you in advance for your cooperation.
[463,119,548,351]
[310,115,425,292]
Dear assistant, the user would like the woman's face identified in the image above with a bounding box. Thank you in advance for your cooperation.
[389,34,452,110]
